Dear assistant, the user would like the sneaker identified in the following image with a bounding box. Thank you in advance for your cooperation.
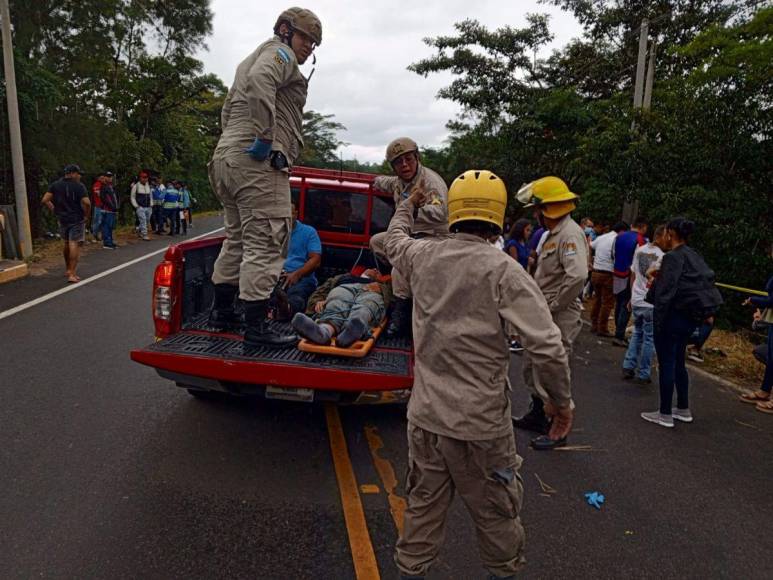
[671,408,694,423]
[102,245,115,250]
[687,349,704,363]
[641,411,674,428]
[509,340,524,353]
[622,368,635,380]
[612,337,628,347]
[634,376,652,385]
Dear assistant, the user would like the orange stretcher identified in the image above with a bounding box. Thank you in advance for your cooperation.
[297,318,388,358]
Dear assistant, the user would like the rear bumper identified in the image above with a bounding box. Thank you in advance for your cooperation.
[130,331,413,395]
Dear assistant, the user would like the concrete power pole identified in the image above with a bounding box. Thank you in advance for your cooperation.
[643,41,657,110]
[623,18,650,224]
[1,0,33,259]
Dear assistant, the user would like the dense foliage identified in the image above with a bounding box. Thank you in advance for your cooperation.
[411,1,772,302]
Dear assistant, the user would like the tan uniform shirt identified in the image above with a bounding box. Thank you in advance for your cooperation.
[374,165,448,236]
[385,200,572,441]
[215,36,307,165]
[534,214,589,313]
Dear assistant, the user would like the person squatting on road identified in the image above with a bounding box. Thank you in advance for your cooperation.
[641,218,723,428]
[369,137,448,339]
[130,171,153,241]
[512,177,588,451]
[739,274,773,412]
[207,7,322,348]
[621,225,666,384]
[41,164,91,283]
[291,268,392,347]
[385,170,574,580]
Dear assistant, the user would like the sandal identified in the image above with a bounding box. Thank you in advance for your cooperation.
[739,391,770,404]
[756,400,773,414]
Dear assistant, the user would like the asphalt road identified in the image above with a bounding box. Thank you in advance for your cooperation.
[2,216,772,579]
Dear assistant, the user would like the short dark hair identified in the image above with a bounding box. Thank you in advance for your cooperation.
[633,216,648,228]
[612,221,629,233]
[653,224,666,238]
[452,219,501,238]
[666,217,695,242]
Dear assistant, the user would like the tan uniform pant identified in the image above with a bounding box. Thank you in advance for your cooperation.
[396,423,526,577]
[370,231,411,299]
[209,156,291,301]
[522,304,582,401]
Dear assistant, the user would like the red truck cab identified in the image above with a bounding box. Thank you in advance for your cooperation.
[130,166,413,404]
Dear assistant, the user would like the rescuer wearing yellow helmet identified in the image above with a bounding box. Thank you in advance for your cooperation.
[385,170,573,579]
[513,176,589,450]
[370,137,448,339]
[207,8,322,348]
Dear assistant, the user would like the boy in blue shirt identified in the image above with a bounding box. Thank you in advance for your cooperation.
[276,201,322,319]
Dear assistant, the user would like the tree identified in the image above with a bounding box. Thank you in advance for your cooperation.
[299,111,348,167]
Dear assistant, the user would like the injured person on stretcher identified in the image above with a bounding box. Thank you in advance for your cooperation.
[291,268,393,348]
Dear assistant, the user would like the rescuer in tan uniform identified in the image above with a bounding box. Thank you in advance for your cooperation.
[207,8,322,348]
[370,137,448,338]
[513,177,588,450]
[385,170,574,579]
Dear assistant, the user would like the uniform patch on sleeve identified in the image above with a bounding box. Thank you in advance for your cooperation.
[276,47,290,64]
[565,242,578,256]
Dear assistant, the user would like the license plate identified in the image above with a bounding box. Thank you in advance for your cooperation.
[264,386,315,403]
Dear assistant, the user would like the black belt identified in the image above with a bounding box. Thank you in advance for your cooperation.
[593,269,613,274]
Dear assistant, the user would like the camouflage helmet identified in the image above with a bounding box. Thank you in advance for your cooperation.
[274,7,322,46]
[385,137,419,163]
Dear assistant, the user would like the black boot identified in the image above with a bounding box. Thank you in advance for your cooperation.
[512,396,550,434]
[243,300,297,349]
[208,284,239,330]
[386,297,412,339]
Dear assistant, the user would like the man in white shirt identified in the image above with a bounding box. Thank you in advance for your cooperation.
[589,222,620,335]
[622,225,666,383]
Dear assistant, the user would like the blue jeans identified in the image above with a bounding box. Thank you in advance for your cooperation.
[623,306,655,379]
[286,275,318,315]
[101,212,116,246]
[317,283,386,333]
[614,281,632,339]
[91,207,103,237]
[762,325,773,394]
[164,208,179,234]
[654,311,697,415]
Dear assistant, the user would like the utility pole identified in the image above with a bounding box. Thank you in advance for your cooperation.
[623,18,650,224]
[643,41,657,110]
[1,0,32,258]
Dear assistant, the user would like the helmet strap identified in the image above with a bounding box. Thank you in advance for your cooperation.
[306,53,316,83]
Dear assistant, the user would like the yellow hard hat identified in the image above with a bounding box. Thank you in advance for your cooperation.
[540,200,577,219]
[275,7,323,46]
[385,137,418,163]
[518,176,578,208]
[448,170,508,230]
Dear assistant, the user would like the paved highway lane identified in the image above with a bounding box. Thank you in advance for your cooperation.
[2,220,773,579]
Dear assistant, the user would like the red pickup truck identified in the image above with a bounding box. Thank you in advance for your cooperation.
[130,166,413,404]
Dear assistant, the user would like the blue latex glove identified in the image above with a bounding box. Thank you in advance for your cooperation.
[245,138,272,161]
[585,491,605,510]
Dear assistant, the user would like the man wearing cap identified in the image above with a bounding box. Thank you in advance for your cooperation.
[385,170,573,579]
[41,165,91,283]
[513,176,588,450]
[131,171,153,241]
[370,137,448,338]
[99,172,119,249]
[207,7,322,349]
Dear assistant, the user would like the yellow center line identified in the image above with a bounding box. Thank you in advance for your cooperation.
[324,403,381,580]
[365,424,407,536]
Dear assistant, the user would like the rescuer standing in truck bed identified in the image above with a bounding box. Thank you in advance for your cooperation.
[370,137,448,338]
[385,170,574,579]
[207,7,322,348]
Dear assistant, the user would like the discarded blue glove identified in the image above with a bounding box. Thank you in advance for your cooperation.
[585,491,605,510]
[245,138,272,161]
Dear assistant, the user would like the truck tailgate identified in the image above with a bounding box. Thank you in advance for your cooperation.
[131,320,413,392]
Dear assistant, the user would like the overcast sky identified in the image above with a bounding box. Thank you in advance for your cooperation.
[198,1,581,163]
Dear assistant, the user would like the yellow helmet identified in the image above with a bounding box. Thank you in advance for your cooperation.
[448,170,508,230]
[274,7,323,46]
[518,176,578,208]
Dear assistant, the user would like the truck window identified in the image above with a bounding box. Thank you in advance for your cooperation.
[291,187,300,207]
[370,195,395,235]
[305,188,367,234]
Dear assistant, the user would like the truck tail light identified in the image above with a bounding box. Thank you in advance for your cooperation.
[153,261,178,338]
